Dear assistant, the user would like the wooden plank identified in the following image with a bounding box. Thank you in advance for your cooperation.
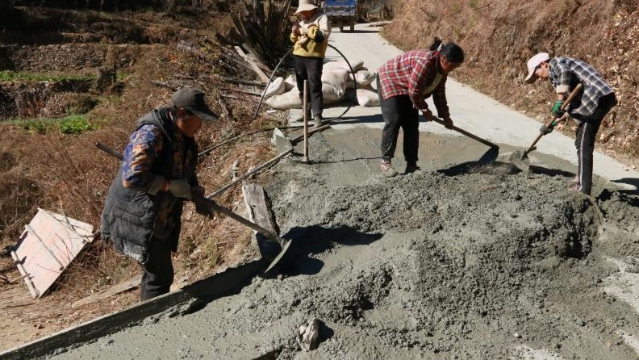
[235,46,270,83]
[219,52,255,72]
[13,209,94,298]
[24,224,65,271]
[10,250,38,298]
[225,87,263,96]
[242,184,278,253]
[242,43,272,73]
[71,276,141,309]
[222,77,266,87]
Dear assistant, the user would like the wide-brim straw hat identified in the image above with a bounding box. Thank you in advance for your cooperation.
[295,0,318,14]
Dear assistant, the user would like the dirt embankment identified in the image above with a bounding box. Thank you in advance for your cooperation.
[384,0,639,162]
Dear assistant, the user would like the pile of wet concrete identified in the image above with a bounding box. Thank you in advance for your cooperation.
[50,130,639,359]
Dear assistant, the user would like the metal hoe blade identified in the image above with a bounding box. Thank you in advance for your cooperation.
[264,238,292,273]
[509,150,531,172]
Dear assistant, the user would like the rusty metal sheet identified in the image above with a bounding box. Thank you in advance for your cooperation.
[12,208,94,298]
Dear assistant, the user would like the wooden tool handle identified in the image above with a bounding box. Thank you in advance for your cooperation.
[525,83,584,155]
[96,142,123,161]
[429,116,499,149]
[192,196,287,246]
[542,83,583,127]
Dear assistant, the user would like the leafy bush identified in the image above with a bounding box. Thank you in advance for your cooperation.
[20,115,96,134]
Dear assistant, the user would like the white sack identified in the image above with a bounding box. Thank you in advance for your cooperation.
[262,77,286,99]
[284,74,297,91]
[356,88,381,107]
[265,88,302,110]
[354,70,376,86]
[324,59,365,73]
[321,69,349,94]
[323,83,345,104]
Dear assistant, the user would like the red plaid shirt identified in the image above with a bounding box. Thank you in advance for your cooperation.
[378,50,450,118]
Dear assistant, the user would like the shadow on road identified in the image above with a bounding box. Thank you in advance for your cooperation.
[344,29,380,34]
[329,114,383,124]
[528,165,575,178]
[271,225,383,277]
[310,156,381,165]
[610,177,639,195]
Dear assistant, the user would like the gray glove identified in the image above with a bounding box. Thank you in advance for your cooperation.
[168,180,192,199]
[539,124,554,135]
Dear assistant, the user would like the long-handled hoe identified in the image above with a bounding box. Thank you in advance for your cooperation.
[95,142,291,274]
[509,83,583,172]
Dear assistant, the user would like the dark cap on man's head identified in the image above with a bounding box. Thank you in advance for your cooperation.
[172,87,218,122]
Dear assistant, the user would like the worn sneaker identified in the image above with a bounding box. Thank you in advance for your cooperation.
[314,116,323,128]
[380,160,398,177]
[405,164,422,175]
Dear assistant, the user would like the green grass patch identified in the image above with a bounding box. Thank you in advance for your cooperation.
[9,115,97,134]
[0,70,96,82]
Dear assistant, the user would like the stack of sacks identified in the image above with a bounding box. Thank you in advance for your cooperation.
[264,59,381,110]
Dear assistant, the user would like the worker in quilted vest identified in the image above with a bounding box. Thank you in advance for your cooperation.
[101,87,217,301]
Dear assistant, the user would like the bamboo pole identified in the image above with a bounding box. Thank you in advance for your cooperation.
[302,80,309,163]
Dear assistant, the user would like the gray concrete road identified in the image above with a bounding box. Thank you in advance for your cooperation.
[288,23,639,191]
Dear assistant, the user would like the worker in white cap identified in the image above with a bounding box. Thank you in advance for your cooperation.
[524,52,617,196]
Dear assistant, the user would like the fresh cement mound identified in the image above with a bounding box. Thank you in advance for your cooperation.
[50,131,639,359]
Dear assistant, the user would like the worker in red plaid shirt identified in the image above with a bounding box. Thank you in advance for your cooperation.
[376,38,464,177]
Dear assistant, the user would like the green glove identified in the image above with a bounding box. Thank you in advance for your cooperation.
[168,180,192,199]
[552,100,565,118]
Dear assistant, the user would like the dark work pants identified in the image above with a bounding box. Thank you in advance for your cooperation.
[140,238,174,301]
[574,93,617,196]
[294,55,323,118]
[378,78,419,164]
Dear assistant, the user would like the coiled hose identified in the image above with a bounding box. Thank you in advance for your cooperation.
[252,43,357,121]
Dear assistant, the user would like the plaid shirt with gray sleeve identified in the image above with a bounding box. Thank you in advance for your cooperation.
[377,50,450,118]
[549,57,614,118]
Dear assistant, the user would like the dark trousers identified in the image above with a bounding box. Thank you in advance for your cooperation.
[378,78,419,164]
[294,55,323,118]
[574,93,617,196]
[140,238,174,301]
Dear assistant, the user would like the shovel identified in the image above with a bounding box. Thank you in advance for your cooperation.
[427,115,500,164]
[509,83,583,172]
[95,142,291,274]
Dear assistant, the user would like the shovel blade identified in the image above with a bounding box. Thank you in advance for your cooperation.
[509,150,530,172]
[264,238,292,274]
[478,147,499,164]
[272,127,293,154]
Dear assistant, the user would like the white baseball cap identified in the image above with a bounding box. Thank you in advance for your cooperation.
[525,52,550,84]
